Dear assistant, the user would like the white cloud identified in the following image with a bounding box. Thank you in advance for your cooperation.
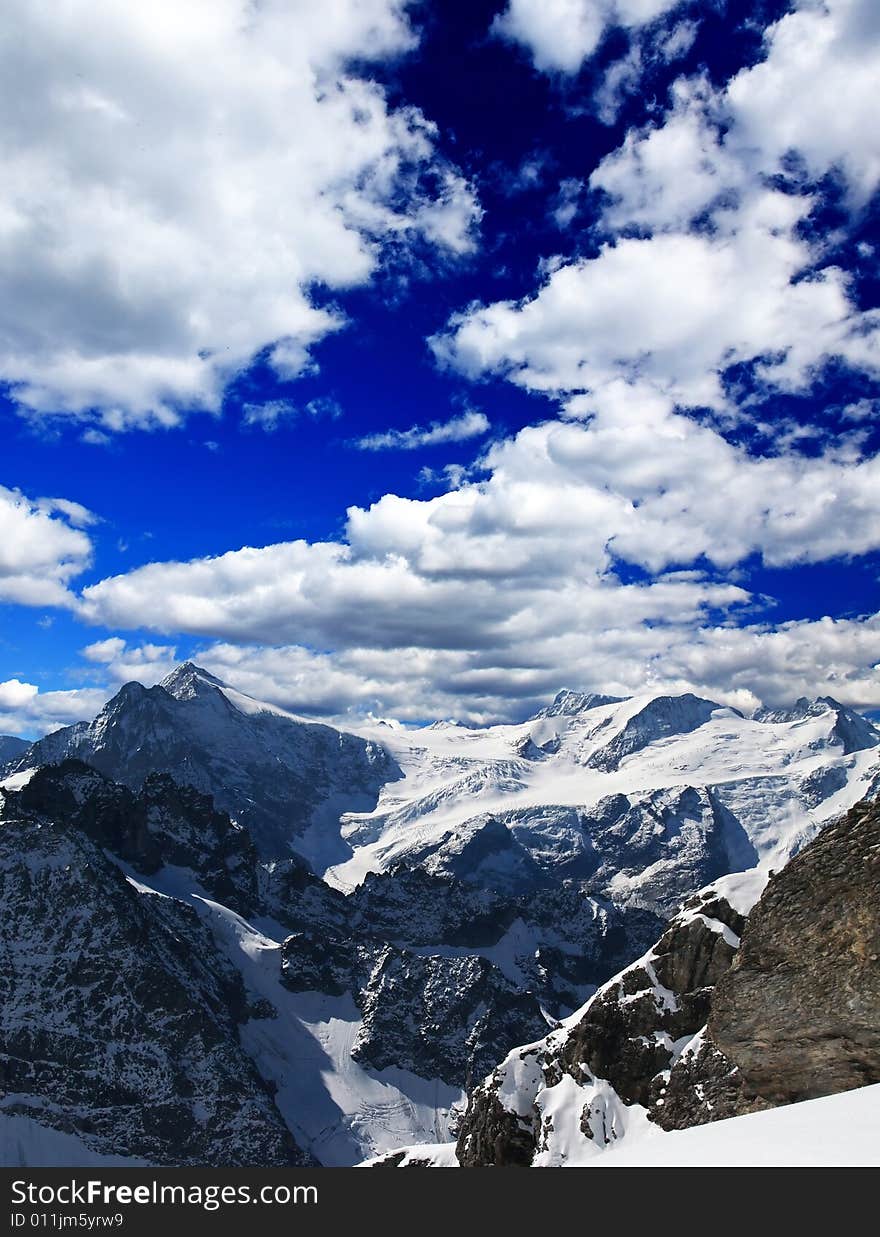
[242,396,342,432]
[353,410,490,451]
[0,682,109,739]
[727,0,880,204]
[81,637,128,664]
[0,679,39,710]
[241,401,299,432]
[80,638,178,687]
[0,0,479,431]
[435,191,878,410]
[73,382,880,717]
[189,609,880,722]
[439,2,880,411]
[0,484,94,607]
[493,0,682,74]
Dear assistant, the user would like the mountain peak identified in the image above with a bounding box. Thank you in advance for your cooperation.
[159,661,226,700]
[534,688,627,719]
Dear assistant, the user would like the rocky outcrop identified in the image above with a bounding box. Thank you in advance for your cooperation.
[456,795,880,1165]
[456,881,747,1165]
[16,761,260,915]
[710,797,880,1104]
[351,948,551,1089]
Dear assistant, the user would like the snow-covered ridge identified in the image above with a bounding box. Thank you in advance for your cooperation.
[329,688,878,899]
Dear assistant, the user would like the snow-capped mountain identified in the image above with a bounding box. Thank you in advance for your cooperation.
[2,665,878,1168]
[2,662,397,859]
[333,687,879,914]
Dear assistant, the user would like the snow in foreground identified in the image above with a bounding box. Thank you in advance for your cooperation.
[593,1082,880,1168]
[372,1083,880,1168]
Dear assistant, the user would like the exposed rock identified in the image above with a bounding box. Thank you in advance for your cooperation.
[456,882,744,1165]
[16,761,259,915]
[0,785,309,1166]
[351,948,552,1089]
[533,690,626,719]
[708,797,880,1105]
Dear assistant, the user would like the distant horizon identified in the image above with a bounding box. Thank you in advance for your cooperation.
[3,658,880,744]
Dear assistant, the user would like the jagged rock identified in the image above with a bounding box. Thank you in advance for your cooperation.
[280,932,354,996]
[0,787,309,1166]
[560,892,741,1106]
[15,761,259,915]
[576,786,757,915]
[534,690,626,719]
[456,883,745,1164]
[352,948,552,1089]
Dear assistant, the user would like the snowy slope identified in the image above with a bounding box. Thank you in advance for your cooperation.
[367,1084,880,1168]
[113,863,465,1166]
[586,1083,880,1167]
[329,690,878,908]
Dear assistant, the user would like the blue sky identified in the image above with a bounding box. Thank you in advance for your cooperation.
[1,0,879,735]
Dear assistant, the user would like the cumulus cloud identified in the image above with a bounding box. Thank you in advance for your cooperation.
[0,484,94,607]
[353,410,490,451]
[0,0,479,431]
[493,0,683,74]
[79,637,178,686]
[439,1,880,413]
[435,192,878,410]
[0,681,109,739]
[70,380,880,717]
[184,609,880,724]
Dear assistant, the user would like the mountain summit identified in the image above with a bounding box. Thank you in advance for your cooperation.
[3,663,398,862]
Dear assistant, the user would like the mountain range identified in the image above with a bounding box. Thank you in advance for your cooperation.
[1,664,878,1166]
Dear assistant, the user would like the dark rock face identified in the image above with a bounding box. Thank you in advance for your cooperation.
[560,892,742,1108]
[453,1082,538,1167]
[6,664,398,858]
[351,949,551,1090]
[17,761,260,915]
[0,786,309,1166]
[650,1038,755,1129]
[708,797,880,1105]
